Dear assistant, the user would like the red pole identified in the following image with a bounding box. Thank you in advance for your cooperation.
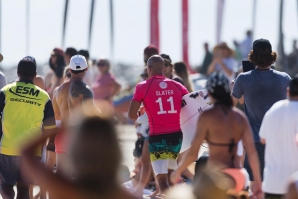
[150,0,160,52]
[182,0,195,74]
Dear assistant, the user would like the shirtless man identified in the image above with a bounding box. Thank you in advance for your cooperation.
[52,55,94,177]
[128,55,188,194]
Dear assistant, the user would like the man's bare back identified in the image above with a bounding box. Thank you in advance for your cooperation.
[53,78,93,122]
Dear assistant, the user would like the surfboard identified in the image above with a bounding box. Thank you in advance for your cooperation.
[179,89,244,156]
[180,89,213,154]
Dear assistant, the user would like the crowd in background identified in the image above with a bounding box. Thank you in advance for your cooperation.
[0,31,297,199]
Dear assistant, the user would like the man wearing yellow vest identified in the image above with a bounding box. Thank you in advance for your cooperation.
[0,56,56,199]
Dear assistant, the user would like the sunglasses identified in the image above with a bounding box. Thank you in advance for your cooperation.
[164,63,171,67]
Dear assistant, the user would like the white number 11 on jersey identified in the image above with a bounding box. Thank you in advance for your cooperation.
[156,96,177,115]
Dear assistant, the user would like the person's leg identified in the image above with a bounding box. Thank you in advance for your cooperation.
[29,185,35,199]
[256,143,265,181]
[177,150,194,181]
[167,169,174,186]
[16,182,30,199]
[134,140,152,197]
[0,185,15,199]
[56,153,62,175]
[156,174,170,193]
[147,173,160,197]
[148,134,170,195]
[168,131,184,184]
[46,151,56,170]
[0,154,19,199]
[56,153,71,178]
[39,150,56,199]
[246,142,265,190]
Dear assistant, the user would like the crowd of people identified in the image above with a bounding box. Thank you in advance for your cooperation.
[0,37,297,199]
[125,39,298,199]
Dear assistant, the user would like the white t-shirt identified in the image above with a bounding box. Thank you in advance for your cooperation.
[260,100,298,194]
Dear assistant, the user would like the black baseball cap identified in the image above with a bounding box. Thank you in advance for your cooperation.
[160,54,172,64]
[17,56,37,76]
[78,49,90,60]
[253,39,272,53]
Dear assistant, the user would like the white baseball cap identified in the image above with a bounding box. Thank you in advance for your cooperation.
[69,55,88,71]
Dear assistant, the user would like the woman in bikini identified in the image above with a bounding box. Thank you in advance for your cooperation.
[171,72,262,199]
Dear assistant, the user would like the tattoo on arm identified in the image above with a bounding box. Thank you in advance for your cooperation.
[70,81,93,100]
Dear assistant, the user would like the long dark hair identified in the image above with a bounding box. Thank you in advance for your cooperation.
[174,61,193,92]
[49,54,65,70]
[209,86,233,108]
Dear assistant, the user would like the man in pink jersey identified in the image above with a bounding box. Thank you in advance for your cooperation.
[128,55,188,193]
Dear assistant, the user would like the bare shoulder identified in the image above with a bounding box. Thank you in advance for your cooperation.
[232,107,246,118]
[198,109,212,123]
[231,107,248,124]
[56,81,68,92]
[33,76,45,90]
[34,75,44,81]
[70,80,93,100]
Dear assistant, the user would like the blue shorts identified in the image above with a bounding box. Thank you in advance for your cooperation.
[0,154,36,186]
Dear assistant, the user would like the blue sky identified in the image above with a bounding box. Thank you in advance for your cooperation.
[1,0,298,68]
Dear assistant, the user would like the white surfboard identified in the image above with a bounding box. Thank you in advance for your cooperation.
[179,89,244,157]
[180,89,213,154]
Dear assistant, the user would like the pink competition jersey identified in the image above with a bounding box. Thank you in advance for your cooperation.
[133,75,189,135]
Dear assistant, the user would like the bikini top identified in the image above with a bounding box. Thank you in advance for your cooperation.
[206,138,238,168]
